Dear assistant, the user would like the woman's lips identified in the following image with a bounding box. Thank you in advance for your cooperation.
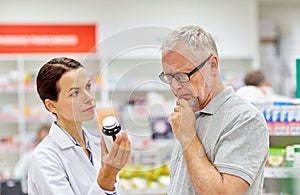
[83,106,95,112]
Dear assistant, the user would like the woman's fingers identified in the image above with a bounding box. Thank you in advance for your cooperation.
[118,133,131,161]
[115,132,131,161]
[123,138,131,162]
[100,136,108,158]
[109,132,127,156]
[102,131,131,169]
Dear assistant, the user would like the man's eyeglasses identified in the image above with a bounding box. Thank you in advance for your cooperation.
[159,55,212,84]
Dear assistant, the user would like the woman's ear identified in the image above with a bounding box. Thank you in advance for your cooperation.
[44,99,57,114]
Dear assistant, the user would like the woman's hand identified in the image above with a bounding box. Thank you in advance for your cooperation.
[98,131,131,191]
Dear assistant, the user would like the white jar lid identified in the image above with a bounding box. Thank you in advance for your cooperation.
[102,116,118,129]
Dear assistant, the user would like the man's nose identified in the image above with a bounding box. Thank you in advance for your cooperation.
[170,78,183,90]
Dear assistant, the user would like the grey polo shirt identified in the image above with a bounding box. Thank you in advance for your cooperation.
[168,87,269,195]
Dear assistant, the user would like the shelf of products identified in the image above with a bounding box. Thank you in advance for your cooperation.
[120,164,170,195]
[264,167,295,179]
[255,102,300,194]
[118,139,173,195]
[101,50,174,106]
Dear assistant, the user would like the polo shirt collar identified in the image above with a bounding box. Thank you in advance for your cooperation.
[196,86,234,116]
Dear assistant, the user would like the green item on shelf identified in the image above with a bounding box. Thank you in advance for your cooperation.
[268,147,285,167]
[286,145,294,167]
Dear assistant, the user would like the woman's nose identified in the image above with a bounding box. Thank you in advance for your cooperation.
[84,90,95,103]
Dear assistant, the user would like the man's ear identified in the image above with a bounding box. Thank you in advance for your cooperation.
[44,99,57,114]
[210,55,219,75]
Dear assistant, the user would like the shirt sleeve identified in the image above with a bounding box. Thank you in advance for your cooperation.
[87,181,117,195]
[213,108,269,185]
[88,178,120,195]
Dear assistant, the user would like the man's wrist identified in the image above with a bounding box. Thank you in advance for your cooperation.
[183,136,206,157]
[180,133,198,150]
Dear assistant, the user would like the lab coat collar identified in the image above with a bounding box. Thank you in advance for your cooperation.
[48,122,101,168]
[48,122,77,149]
[49,122,99,151]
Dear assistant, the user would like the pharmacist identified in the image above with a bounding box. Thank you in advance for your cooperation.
[28,57,131,195]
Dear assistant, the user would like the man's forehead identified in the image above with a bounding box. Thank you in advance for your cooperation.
[162,49,197,67]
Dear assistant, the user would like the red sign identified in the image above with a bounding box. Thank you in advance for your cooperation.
[0,24,96,53]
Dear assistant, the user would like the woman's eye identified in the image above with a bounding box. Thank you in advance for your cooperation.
[87,83,92,90]
[71,91,79,97]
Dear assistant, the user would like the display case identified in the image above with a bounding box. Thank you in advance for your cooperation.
[255,102,300,194]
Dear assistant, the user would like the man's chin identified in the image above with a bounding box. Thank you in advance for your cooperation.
[187,98,200,112]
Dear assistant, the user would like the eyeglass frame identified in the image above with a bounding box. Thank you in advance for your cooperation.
[159,54,212,84]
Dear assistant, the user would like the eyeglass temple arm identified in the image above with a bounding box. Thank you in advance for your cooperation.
[187,55,212,77]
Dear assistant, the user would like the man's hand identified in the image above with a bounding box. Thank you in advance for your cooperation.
[168,99,197,149]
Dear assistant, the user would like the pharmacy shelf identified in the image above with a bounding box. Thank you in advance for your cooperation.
[264,167,295,179]
[270,136,300,148]
[0,143,21,153]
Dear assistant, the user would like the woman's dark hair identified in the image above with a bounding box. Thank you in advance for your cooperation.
[36,57,84,106]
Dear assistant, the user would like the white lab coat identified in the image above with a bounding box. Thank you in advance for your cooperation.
[28,122,120,195]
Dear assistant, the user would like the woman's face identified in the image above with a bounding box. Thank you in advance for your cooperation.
[53,67,96,122]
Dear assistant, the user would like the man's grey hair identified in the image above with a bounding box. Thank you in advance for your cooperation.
[161,25,218,60]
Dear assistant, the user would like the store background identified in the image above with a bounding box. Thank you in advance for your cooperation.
[1,0,300,194]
